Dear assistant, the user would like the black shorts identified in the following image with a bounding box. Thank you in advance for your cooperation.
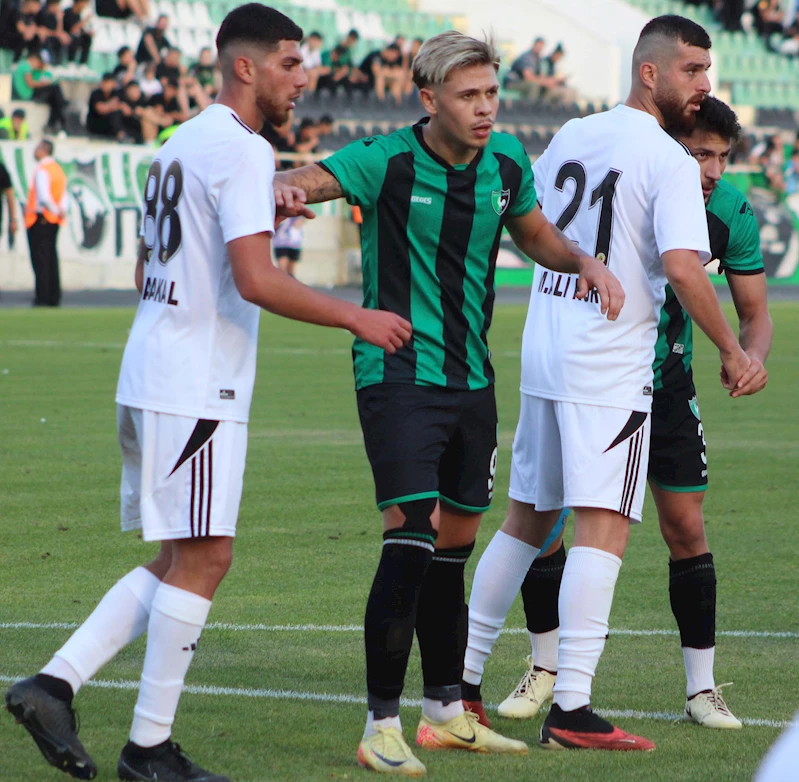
[356,383,498,512]
[648,380,707,492]
[275,247,301,262]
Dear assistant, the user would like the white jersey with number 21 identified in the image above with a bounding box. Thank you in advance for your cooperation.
[116,104,276,423]
[522,104,710,413]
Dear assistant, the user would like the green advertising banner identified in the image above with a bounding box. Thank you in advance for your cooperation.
[495,168,799,287]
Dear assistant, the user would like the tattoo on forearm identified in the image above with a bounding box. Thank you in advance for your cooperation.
[278,164,344,204]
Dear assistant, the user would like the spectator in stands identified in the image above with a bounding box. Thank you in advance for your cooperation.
[95,0,148,25]
[755,0,785,40]
[0,0,46,63]
[117,80,170,143]
[317,113,334,140]
[539,43,576,104]
[135,14,170,65]
[503,36,546,98]
[359,43,404,103]
[62,0,92,66]
[86,71,125,140]
[0,108,29,140]
[189,46,217,97]
[405,37,423,95]
[114,45,137,86]
[0,159,18,249]
[149,77,189,131]
[155,46,183,86]
[318,44,354,94]
[300,31,328,92]
[11,47,67,133]
[783,146,799,215]
[138,61,163,99]
[260,115,296,166]
[294,117,319,156]
[36,0,71,66]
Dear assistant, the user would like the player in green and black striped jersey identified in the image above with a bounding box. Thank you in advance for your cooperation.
[508,97,773,732]
[275,30,623,771]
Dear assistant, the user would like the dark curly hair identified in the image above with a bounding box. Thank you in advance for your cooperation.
[216,4,303,53]
[693,96,742,143]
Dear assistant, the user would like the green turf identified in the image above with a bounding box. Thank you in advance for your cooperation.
[1,302,797,782]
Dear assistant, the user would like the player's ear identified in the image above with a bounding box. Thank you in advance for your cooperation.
[639,60,657,91]
[232,52,256,85]
[419,86,437,116]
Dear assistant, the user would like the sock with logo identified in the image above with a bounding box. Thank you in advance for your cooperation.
[40,567,161,697]
[669,553,717,696]
[129,583,211,748]
[364,528,436,728]
[464,531,540,686]
[521,543,565,674]
[553,547,621,712]
[416,543,474,717]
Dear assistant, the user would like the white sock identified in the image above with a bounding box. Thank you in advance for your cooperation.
[553,547,621,712]
[41,567,161,696]
[422,697,463,723]
[364,710,402,738]
[464,531,540,685]
[683,647,716,697]
[531,628,559,673]
[129,583,211,748]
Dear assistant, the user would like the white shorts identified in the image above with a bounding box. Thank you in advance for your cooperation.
[118,405,248,541]
[509,394,650,523]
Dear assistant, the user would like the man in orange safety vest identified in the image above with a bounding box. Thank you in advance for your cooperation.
[25,139,67,307]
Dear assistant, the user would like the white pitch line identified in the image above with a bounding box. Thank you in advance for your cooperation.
[0,675,790,729]
[1,621,797,640]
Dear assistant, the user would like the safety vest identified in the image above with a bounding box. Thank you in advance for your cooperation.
[0,116,28,140]
[25,159,67,228]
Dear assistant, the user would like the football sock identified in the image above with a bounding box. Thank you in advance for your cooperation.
[364,710,402,739]
[40,566,161,696]
[422,692,463,723]
[460,680,482,702]
[669,553,717,696]
[464,531,540,686]
[530,629,560,675]
[33,673,75,704]
[364,529,436,719]
[416,543,474,714]
[521,542,565,674]
[129,583,211,748]
[553,547,621,712]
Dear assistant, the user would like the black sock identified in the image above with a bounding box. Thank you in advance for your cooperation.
[669,552,716,649]
[364,530,436,716]
[34,673,74,704]
[415,543,474,700]
[460,680,482,702]
[521,542,566,635]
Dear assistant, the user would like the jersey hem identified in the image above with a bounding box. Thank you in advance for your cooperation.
[439,495,491,514]
[518,386,652,413]
[356,379,494,393]
[376,491,440,511]
[115,396,250,424]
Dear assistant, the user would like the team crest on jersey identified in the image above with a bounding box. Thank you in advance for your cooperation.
[689,395,701,421]
[491,189,510,215]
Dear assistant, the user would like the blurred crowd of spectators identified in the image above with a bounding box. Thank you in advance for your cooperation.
[300,28,423,103]
[502,36,574,104]
[685,0,799,55]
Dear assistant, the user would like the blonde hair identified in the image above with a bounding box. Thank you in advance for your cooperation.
[412,30,500,89]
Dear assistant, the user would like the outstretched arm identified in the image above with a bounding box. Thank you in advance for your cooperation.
[275,164,343,204]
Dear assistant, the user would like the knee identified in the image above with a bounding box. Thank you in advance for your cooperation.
[660,506,707,557]
[386,497,439,541]
[172,537,233,587]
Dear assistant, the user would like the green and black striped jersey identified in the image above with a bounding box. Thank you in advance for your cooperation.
[653,178,764,391]
[319,119,537,391]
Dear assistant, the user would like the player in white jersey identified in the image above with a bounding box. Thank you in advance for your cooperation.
[5,6,411,782]
[462,15,751,751]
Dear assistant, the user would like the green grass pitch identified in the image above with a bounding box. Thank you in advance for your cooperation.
[0,301,797,782]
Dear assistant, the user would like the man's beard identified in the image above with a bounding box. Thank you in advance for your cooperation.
[256,91,290,129]
[656,85,698,135]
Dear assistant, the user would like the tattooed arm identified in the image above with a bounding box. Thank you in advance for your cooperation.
[275,164,344,204]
